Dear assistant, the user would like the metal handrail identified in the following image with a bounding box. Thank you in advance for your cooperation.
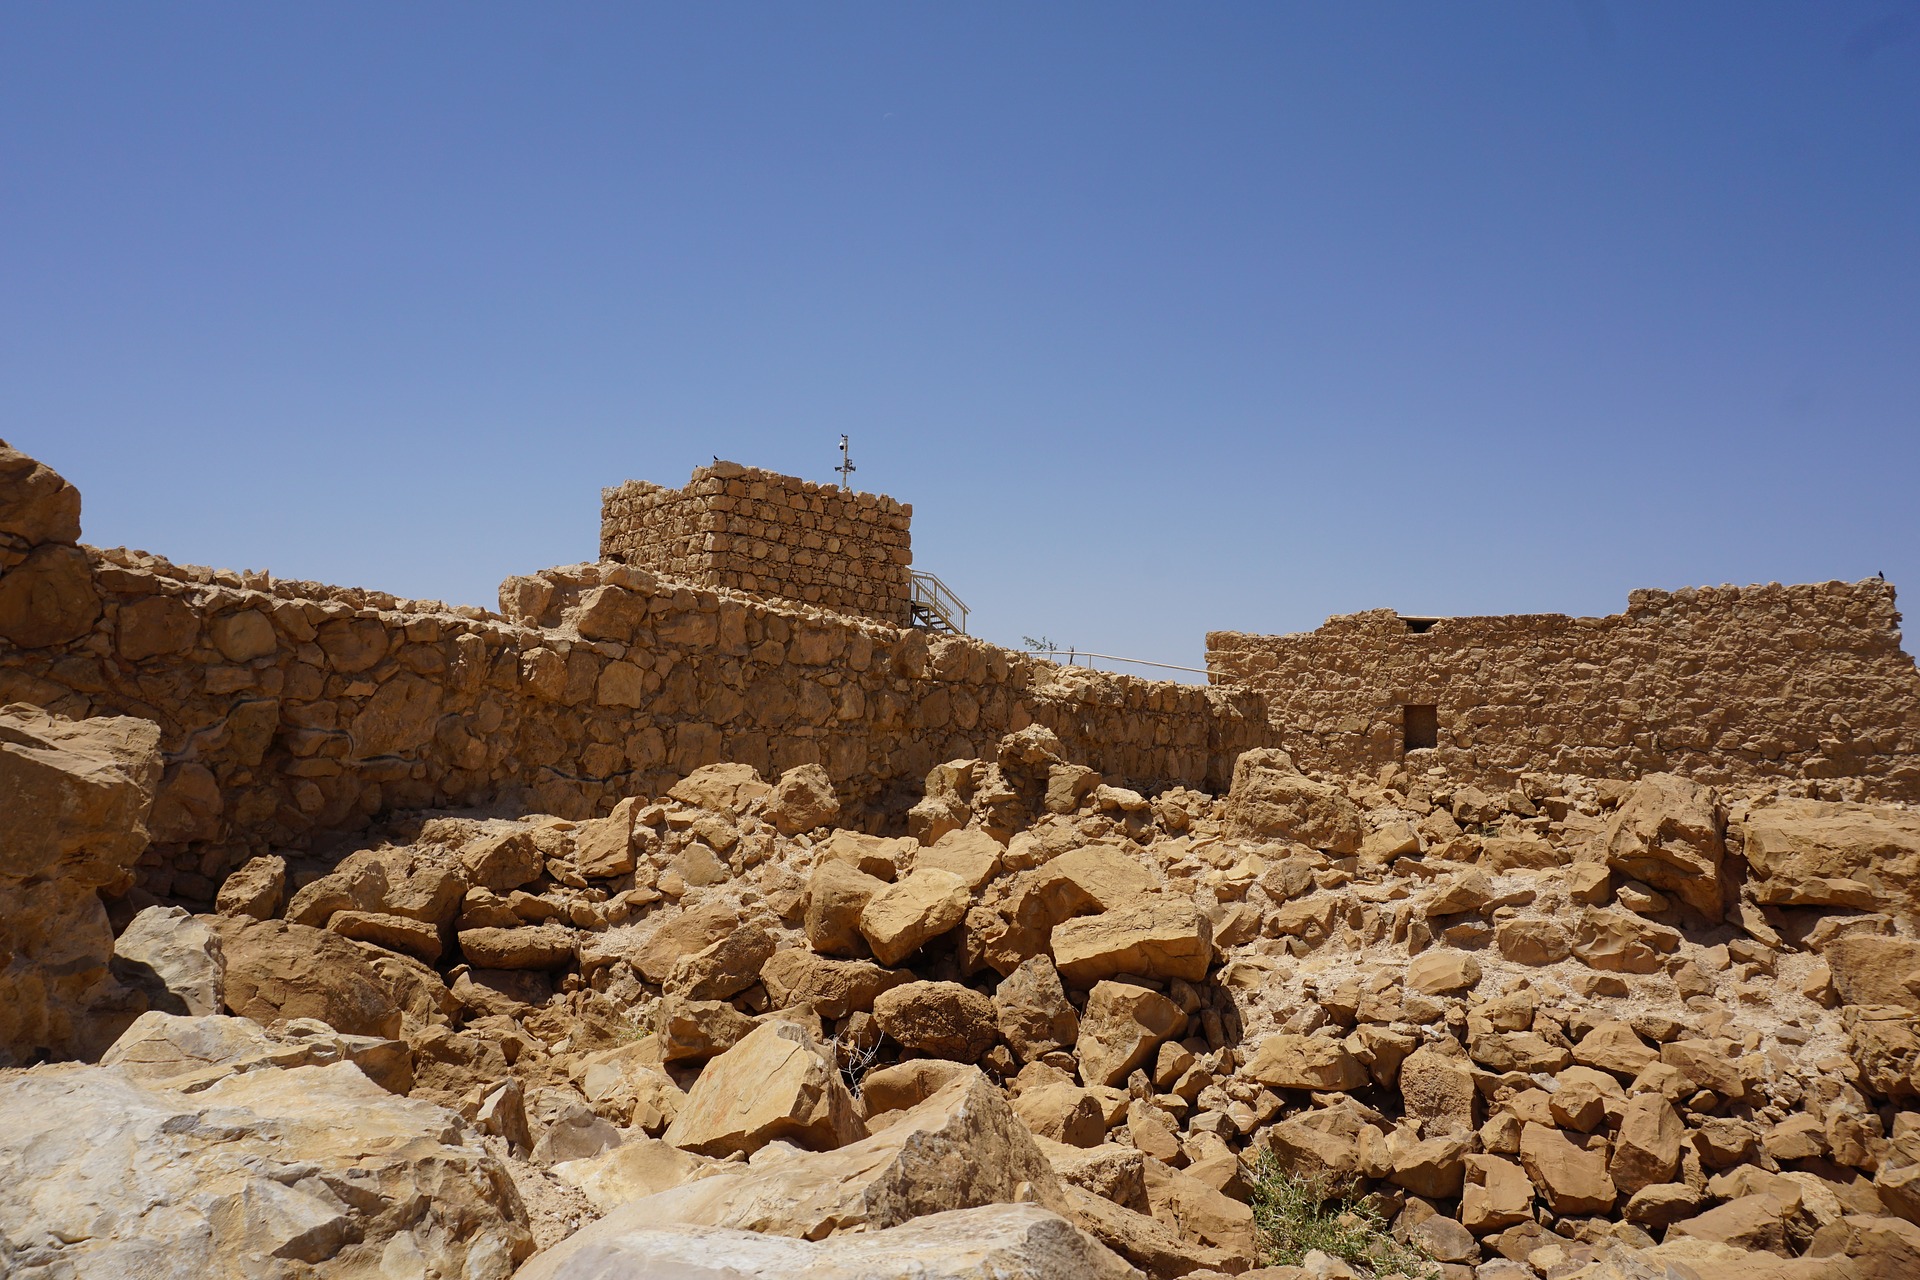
[909,570,969,634]
[1022,648,1210,676]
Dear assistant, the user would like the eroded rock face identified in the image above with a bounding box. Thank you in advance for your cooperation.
[1222,748,1365,853]
[1744,799,1920,923]
[1603,773,1727,917]
[515,1204,1138,1280]
[0,1059,531,1278]
[0,704,163,1064]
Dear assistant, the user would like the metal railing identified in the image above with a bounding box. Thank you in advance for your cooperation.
[909,571,969,634]
[1021,647,1211,676]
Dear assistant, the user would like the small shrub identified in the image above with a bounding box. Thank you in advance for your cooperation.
[1245,1152,1439,1279]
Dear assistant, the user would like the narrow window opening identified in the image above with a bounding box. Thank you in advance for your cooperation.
[1401,616,1439,634]
[1403,705,1438,753]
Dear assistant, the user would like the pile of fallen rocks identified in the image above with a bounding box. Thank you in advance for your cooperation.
[2,703,1917,1279]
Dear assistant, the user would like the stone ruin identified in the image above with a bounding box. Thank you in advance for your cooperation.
[3,435,1920,1279]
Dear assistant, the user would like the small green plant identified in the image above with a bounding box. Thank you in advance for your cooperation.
[1245,1153,1439,1279]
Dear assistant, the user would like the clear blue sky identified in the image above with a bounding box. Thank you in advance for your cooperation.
[4,4,1916,679]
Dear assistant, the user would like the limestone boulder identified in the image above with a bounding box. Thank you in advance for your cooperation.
[547,1071,1072,1252]
[1406,948,1482,995]
[1745,799,1920,923]
[1518,1121,1616,1215]
[0,1059,531,1277]
[0,704,162,1064]
[858,1058,978,1115]
[210,917,404,1039]
[1602,772,1726,917]
[0,439,83,544]
[1076,981,1187,1088]
[1609,1093,1684,1196]
[1245,1032,1368,1092]
[662,1020,867,1157]
[1051,898,1214,985]
[1011,846,1157,928]
[805,859,890,957]
[110,905,226,1017]
[515,1203,1138,1280]
[457,924,577,970]
[1065,1183,1235,1276]
[1014,1083,1110,1147]
[665,921,775,1000]
[571,799,638,879]
[1496,917,1573,965]
[1141,1156,1255,1258]
[655,995,758,1063]
[860,867,970,966]
[760,948,913,1018]
[765,763,842,835]
[1821,934,1920,1013]
[873,980,998,1061]
[1222,748,1365,853]
[102,1009,412,1095]
[455,825,546,893]
[668,762,772,813]
[994,953,1081,1063]
[0,543,101,646]
[214,854,287,920]
[620,901,740,985]
[916,827,1005,889]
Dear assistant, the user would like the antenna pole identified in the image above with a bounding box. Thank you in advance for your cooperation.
[837,435,857,490]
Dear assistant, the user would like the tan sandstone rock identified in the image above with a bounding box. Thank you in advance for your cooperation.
[662,1019,867,1157]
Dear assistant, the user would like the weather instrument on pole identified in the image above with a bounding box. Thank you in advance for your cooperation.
[837,435,857,490]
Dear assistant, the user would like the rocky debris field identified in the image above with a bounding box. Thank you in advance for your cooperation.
[2,706,1919,1280]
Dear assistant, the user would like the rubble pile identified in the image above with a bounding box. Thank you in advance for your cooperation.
[6,700,1917,1279]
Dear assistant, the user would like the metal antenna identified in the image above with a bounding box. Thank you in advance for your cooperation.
[837,434,857,490]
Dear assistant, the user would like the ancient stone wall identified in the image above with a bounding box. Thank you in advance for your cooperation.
[0,443,1272,901]
[601,462,912,625]
[1207,582,1920,799]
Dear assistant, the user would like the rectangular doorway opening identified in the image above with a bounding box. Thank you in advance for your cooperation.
[1403,705,1438,753]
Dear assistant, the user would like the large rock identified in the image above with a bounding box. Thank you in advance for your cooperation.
[101,1009,412,1094]
[1821,934,1920,1013]
[111,905,226,1016]
[805,859,889,957]
[668,762,772,813]
[515,1204,1138,1280]
[210,917,404,1039]
[994,953,1081,1063]
[760,948,913,1019]
[1745,800,1920,921]
[0,543,101,646]
[1609,1093,1684,1195]
[873,980,998,1061]
[1075,981,1187,1088]
[1011,847,1157,928]
[0,1059,531,1277]
[1244,1032,1367,1092]
[860,867,971,966]
[1518,1121,1616,1215]
[536,1071,1074,1258]
[764,763,842,835]
[1602,773,1726,917]
[1222,748,1364,853]
[1050,898,1213,985]
[0,439,83,544]
[662,1020,867,1157]
[0,704,162,1064]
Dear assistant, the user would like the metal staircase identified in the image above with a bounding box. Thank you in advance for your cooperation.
[909,571,969,634]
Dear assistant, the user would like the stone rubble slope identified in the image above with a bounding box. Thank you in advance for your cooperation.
[4,701,1920,1279]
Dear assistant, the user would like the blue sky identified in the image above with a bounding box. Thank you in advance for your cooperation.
[4,4,1916,679]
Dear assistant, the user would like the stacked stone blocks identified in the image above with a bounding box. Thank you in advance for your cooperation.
[602,462,912,625]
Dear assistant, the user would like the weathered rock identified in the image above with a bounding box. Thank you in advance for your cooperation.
[1609,1093,1684,1196]
[0,1059,530,1276]
[1461,1153,1534,1233]
[571,799,638,878]
[0,439,83,544]
[1142,1156,1255,1258]
[1496,917,1573,965]
[214,854,287,920]
[1399,1042,1478,1136]
[817,829,903,880]
[666,921,775,1001]
[624,901,743,985]
[655,995,758,1062]
[1745,800,1920,923]
[1667,1194,1796,1255]
[0,704,162,1064]
[1573,1020,1659,1078]
[1518,1121,1616,1215]
[668,762,772,813]
[1245,1032,1368,1092]
[662,1020,866,1157]
[760,948,912,1018]
[1066,1182,1235,1276]
[1406,948,1482,995]
[330,909,443,962]
[1051,898,1214,985]
[917,827,1005,889]
[1076,981,1187,1088]
[456,825,546,893]
[765,763,842,835]
[1572,907,1680,974]
[102,1010,412,1095]
[1014,1081,1111,1147]
[516,1203,1137,1280]
[995,953,1081,1063]
[532,1100,625,1166]
[210,916,404,1039]
[872,980,998,1061]
[806,859,890,957]
[1603,772,1726,917]
[0,543,101,646]
[858,1058,977,1115]
[1822,934,1920,1013]
[1222,748,1364,853]
[560,1071,1069,1247]
[1011,846,1157,928]
[457,923,577,970]
[111,905,225,1016]
[1037,1138,1149,1211]
[860,867,971,966]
